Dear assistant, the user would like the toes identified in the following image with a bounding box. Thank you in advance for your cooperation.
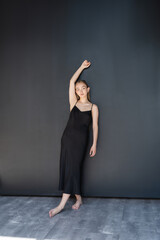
[72,201,82,210]
[49,211,52,217]
[72,205,79,209]
[49,209,55,217]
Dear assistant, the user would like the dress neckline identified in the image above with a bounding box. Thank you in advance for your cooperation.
[75,101,93,112]
[75,105,92,112]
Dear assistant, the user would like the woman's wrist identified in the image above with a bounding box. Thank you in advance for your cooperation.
[80,65,85,71]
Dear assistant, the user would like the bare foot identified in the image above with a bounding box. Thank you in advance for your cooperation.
[49,206,63,218]
[72,200,83,210]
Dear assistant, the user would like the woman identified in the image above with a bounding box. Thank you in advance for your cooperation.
[49,60,99,218]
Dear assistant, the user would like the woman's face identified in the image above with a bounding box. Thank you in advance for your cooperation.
[75,83,89,98]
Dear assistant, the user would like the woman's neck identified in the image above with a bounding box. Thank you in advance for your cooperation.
[78,98,90,104]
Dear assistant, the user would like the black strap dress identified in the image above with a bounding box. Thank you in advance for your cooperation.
[58,100,93,195]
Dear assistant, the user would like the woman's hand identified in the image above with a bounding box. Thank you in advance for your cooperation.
[89,144,96,157]
[81,60,91,69]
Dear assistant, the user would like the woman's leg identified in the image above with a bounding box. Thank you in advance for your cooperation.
[49,193,71,217]
[72,194,83,209]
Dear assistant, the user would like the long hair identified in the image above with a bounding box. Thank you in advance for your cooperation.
[75,80,91,101]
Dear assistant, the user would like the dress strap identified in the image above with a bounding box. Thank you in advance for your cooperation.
[75,100,78,106]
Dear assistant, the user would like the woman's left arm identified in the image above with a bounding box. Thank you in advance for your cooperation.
[89,104,99,157]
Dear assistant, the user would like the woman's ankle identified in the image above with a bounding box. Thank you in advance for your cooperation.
[58,204,64,210]
[75,196,82,202]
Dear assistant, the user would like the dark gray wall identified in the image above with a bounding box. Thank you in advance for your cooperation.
[0,0,160,198]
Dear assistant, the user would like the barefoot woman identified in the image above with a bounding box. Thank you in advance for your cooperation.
[49,60,99,217]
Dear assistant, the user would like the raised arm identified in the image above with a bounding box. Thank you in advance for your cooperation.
[69,60,91,110]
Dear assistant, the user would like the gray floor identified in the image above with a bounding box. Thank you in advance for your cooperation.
[0,196,160,240]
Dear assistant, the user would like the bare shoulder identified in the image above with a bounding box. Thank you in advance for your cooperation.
[91,104,99,120]
[92,103,99,112]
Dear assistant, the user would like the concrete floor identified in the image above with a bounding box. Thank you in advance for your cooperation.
[0,196,160,240]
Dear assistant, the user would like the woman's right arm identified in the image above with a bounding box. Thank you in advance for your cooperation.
[69,60,91,108]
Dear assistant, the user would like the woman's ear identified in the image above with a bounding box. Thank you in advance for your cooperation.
[87,87,90,92]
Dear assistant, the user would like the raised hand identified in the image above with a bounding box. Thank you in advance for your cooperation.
[81,60,91,69]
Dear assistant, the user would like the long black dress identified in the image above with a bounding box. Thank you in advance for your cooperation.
[58,100,93,195]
